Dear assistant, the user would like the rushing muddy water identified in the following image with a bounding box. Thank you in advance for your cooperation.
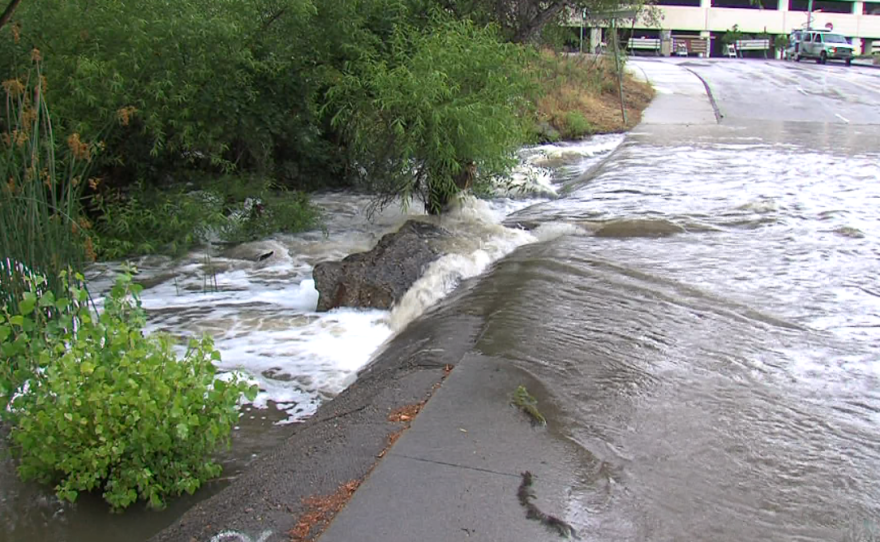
[4,116,880,541]
[495,121,880,541]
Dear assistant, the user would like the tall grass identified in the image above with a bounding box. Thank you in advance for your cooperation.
[0,53,95,309]
[528,50,654,138]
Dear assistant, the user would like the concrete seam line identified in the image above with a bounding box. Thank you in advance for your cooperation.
[684,67,723,124]
[386,453,573,490]
[388,453,523,478]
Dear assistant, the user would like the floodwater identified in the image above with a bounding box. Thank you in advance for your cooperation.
[0,134,623,542]
[4,117,880,541]
[486,121,880,541]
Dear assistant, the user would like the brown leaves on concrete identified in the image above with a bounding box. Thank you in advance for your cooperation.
[378,401,425,459]
[289,480,361,542]
[387,402,423,423]
[377,428,404,459]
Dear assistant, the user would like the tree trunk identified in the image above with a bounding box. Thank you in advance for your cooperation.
[511,0,568,44]
[0,0,22,33]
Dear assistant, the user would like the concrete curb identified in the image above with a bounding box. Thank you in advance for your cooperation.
[683,67,724,123]
[149,312,485,542]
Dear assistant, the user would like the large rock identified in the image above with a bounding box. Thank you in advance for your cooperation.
[313,220,446,312]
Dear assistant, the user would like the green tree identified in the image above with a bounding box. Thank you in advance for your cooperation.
[326,15,533,212]
[0,0,22,32]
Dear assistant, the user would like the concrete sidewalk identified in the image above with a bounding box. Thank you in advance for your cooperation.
[316,61,712,542]
[319,354,588,542]
[627,60,719,125]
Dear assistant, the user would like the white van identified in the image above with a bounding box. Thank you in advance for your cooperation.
[792,29,854,65]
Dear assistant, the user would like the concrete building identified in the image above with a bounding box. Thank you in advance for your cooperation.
[571,0,880,57]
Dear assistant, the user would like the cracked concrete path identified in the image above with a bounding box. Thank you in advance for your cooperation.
[319,354,591,542]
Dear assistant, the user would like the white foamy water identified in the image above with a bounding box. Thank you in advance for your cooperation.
[495,134,625,197]
[85,135,623,423]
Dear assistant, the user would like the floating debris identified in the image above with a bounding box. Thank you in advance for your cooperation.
[512,385,547,426]
[517,471,578,539]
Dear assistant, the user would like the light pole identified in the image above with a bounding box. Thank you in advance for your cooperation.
[580,8,586,53]
[807,0,813,29]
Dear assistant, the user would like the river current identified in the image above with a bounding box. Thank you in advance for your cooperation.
[2,118,879,541]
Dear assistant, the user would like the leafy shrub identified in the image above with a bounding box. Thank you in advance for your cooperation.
[0,0,327,188]
[220,189,320,245]
[92,185,227,258]
[91,178,319,258]
[0,272,256,510]
[560,111,593,139]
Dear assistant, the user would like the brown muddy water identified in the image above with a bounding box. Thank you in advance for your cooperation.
[3,118,880,541]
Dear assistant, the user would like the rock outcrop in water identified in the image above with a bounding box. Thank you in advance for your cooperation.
[313,220,446,312]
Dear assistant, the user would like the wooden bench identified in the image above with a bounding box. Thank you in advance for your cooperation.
[627,38,661,55]
[672,36,710,58]
[734,39,771,58]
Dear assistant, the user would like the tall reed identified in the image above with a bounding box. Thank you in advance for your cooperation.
[0,53,96,308]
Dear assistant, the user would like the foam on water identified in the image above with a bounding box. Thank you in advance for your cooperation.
[496,134,625,197]
[82,135,622,423]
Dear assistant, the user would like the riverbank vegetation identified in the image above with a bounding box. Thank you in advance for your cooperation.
[1,0,652,262]
[0,0,653,510]
[0,272,256,510]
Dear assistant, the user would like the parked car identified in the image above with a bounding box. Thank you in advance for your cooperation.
[791,29,854,65]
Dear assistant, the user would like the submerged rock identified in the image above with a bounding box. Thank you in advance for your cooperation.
[313,220,447,312]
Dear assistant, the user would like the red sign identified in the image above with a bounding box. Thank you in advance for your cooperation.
[825,22,834,31]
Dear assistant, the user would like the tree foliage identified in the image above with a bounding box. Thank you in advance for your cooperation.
[327,15,533,211]
[1,0,323,186]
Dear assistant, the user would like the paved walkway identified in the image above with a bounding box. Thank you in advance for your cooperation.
[317,61,713,542]
[151,60,712,542]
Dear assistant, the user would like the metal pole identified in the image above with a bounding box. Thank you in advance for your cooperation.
[580,9,586,53]
[807,0,813,29]
[580,21,584,52]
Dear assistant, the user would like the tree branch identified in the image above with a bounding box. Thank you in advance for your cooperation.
[511,0,569,44]
[261,7,286,32]
[0,0,22,32]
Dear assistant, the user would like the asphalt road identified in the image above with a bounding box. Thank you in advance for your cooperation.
[661,58,880,125]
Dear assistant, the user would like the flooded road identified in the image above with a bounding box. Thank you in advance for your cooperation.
[3,59,880,541]
[494,124,880,541]
[485,60,880,540]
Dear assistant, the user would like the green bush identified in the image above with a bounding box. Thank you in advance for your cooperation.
[91,178,319,259]
[92,185,227,258]
[219,189,320,245]
[0,0,327,187]
[559,111,593,139]
[327,14,533,211]
[0,272,256,510]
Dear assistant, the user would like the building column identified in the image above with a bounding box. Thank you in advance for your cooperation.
[590,27,603,53]
[853,1,863,14]
[779,0,789,10]
[851,37,863,53]
[700,30,711,58]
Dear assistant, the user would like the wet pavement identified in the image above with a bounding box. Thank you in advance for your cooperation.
[318,59,880,542]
